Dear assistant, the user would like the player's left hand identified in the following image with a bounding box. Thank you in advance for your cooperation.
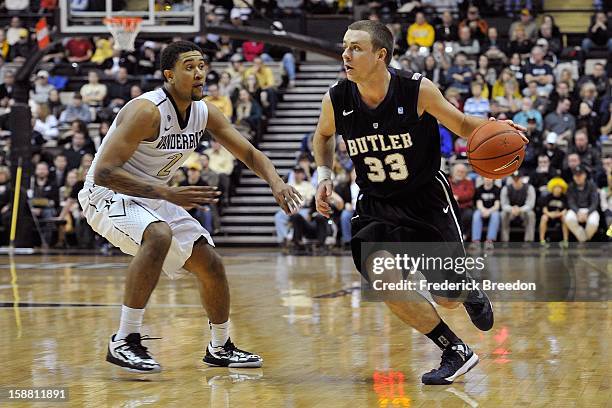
[271,181,303,215]
[489,117,529,144]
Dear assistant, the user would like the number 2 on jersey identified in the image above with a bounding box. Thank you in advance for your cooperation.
[157,153,183,177]
[364,153,409,182]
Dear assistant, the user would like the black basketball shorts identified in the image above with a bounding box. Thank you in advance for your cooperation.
[350,170,467,297]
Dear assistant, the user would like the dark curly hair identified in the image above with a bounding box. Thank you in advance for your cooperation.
[160,40,203,82]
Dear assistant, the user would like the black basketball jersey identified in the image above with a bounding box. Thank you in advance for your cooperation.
[329,68,441,199]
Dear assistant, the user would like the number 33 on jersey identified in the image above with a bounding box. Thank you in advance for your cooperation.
[329,69,442,199]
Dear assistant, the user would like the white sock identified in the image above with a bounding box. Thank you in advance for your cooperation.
[116,305,145,341]
[209,320,230,347]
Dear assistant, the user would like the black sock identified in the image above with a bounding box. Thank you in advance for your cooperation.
[426,320,463,350]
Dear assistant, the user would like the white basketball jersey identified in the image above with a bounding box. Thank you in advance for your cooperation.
[87,88,208,186]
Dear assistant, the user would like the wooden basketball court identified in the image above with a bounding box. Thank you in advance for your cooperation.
[1,250,609,407]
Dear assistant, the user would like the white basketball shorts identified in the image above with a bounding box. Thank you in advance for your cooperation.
[78,183,214,280]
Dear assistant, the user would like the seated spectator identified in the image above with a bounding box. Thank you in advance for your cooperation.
[30,70,55,105]
[218,71,239,99]
[234,88,263,139]
[275,166,316,248]
[453,26,480,58]
[529,154,555,195]
[105,67,132,112]
[204,139,235,205]
[523,46,555,96]
[595,154,611,188]
[423,55,444,88]
[29,161,59,247]
[136,44,160,77]
[508,52,526,87]
[577,81,600,115]
[537,23,562,56]
[509,9,537,40]
[225,54,247,82]
[508,26,533,59]
[399,45,425,73]
[558,68,576,95]
[471,177,501,249]
[47,89,65,119]
[581,12,612,54]
[91,36,114,65]
[523,118,550,168]
[203,56,220,85]
[59,94,91,124]
[33,103,59,143]
[492,69,520,97]
[335,168,358,247]
[544,98,576,143]
[243,74,262,105]
[501,171,536,242]
[63,131,94,170]
[562,152,582,183]
[130,85,142,101]
[80,71,107,108]
[540,15,562,43]
[599,168,611,230]
[407,12,435,48]
[65,36,94,63]
[179,163,214,233]
[568,129,601,173]
[102,49,135,76]
[244,57,277,114]
[540,177,569,246]
[481,27,507,62]
[8,28,32,63]
[446,52,473,93]
[50,153,68,187]
[0,31,9,62]
[476,55,497,87]
[56,169,80,248]
[522,80,548,113]
[431,41,451,71]
[449,163,474,241]
[5,16,23,46]
[434,11,458,43]
[205,83,233,120]
[565,165,600,242]
[578,62,608,99]
[513,98,543,131]
[463,82,489,118]
[459,5,488,41]
[535,38,558,67]
[546,81,572,115]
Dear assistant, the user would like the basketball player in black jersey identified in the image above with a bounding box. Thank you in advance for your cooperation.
[314,21,528,385]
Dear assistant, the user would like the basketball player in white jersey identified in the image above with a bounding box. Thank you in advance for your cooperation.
[78,41,302,373]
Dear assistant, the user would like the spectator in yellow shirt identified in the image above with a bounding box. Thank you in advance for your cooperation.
[407,12,435,48]
[244,57,276,89]
[204,139,236,206]
[244,57,277,114]
[204,83,233,120]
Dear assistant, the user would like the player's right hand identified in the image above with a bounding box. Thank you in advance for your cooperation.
[164,186,221,207]
[315,180,333,219]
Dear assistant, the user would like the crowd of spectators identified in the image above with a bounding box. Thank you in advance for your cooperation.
[0,2,609,250]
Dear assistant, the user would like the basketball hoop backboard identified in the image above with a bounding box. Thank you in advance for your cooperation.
[58,0,202,36]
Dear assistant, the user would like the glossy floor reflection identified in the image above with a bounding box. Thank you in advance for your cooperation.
[0,251,609,407]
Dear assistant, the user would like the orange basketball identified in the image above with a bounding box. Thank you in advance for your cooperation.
[467,121,525,179]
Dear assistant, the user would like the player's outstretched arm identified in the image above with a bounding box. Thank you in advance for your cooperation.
[94,100,220,207]
[204,101,302,215]
[418,78,528,142]
[313,91,336,218]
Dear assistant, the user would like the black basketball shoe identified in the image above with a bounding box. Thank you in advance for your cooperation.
[463,286,494,331]
[106,333,162,373]
[422,343,479,385]
[203,339,263,368]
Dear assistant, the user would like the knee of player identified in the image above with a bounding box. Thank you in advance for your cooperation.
[142,222,173,252]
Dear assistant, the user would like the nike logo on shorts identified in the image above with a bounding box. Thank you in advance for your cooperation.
[343,110,353,116]
[443,205,450,214]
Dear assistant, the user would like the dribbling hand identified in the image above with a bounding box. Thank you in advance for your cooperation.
[164,185,221,207]
[489,117,529,144]
[315,180,333,218]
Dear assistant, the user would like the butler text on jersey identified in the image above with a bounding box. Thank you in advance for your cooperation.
[346,133,413,156]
